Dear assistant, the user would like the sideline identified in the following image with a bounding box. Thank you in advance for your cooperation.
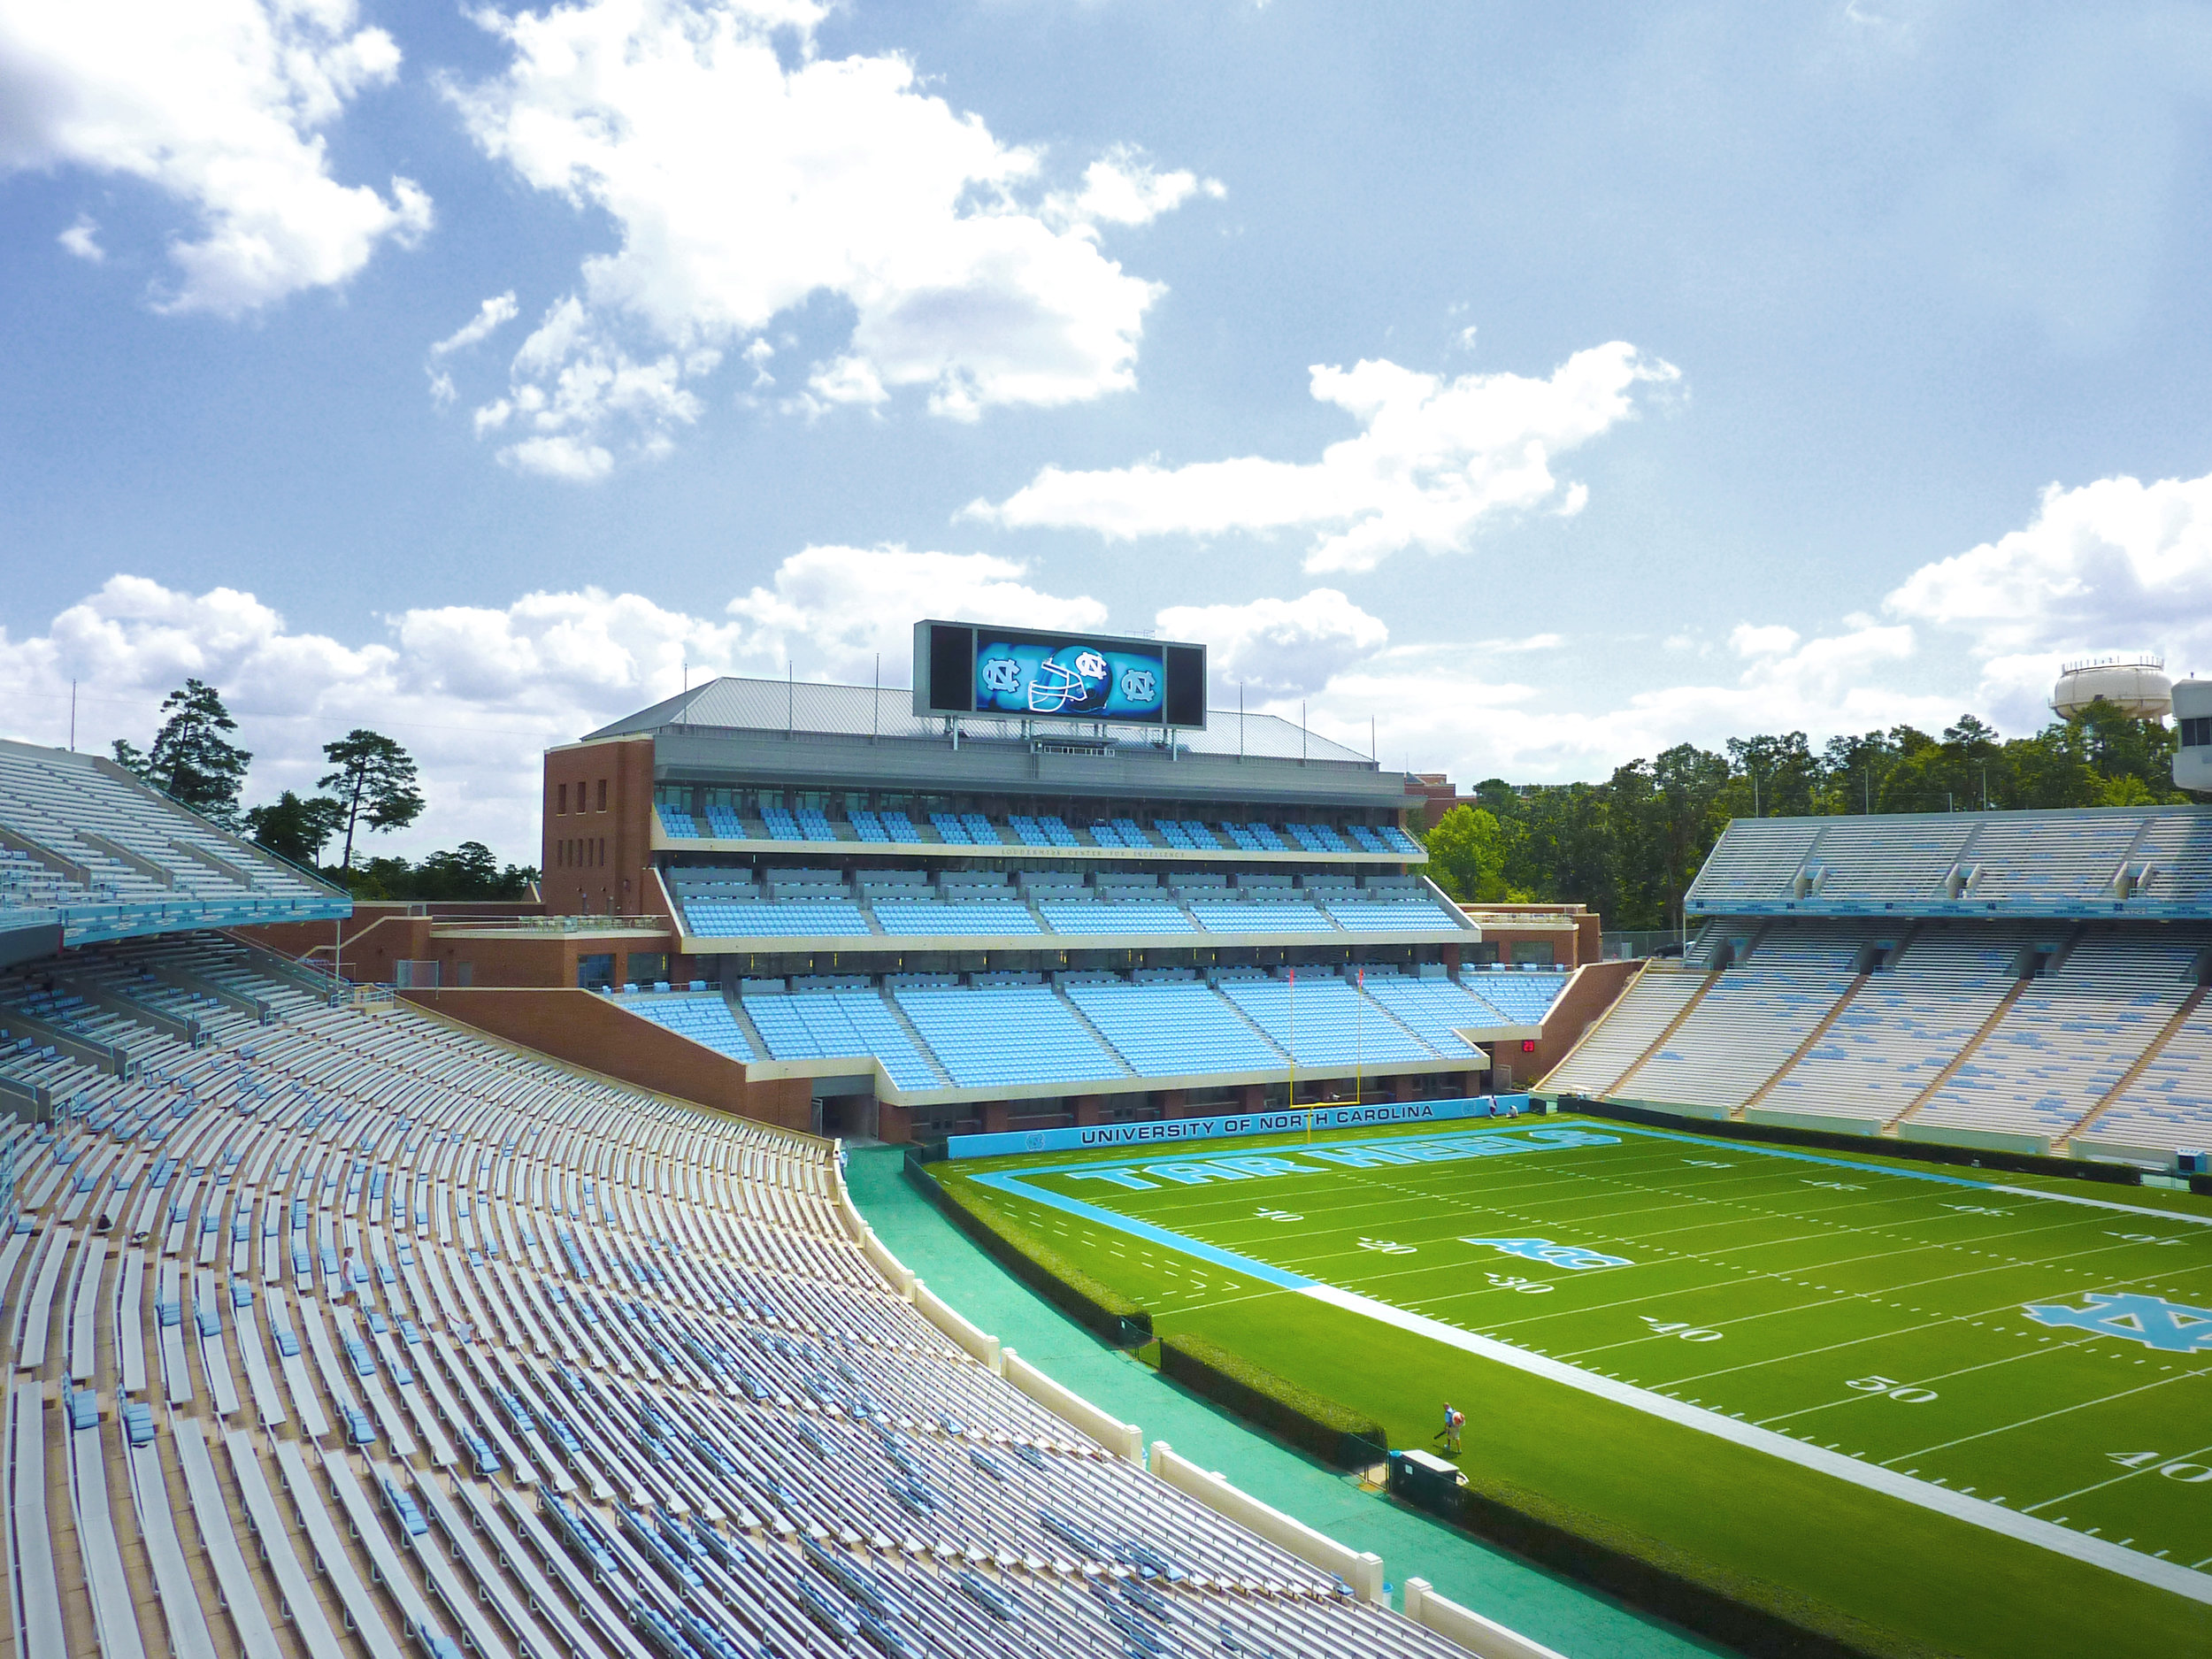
[846,1147,1716,1659]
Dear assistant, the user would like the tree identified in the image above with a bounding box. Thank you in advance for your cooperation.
[318,730,426,870]
[146,680,251,823]
[1421,805,1525,902]
[244,792,344,866]
[109,738,151,782]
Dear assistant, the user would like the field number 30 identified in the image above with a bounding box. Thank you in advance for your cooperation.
[1847,1375,1939,1402]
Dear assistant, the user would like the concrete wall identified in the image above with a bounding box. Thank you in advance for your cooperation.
[396,985,812,1132]
[1147,1441,1384,1602]
[1529,956,1640,1083]
[1402,1578,1571,1659]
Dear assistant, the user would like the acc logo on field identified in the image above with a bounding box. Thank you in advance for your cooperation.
[2022,1292,2212,1354]
[1462,1237,1633,1271]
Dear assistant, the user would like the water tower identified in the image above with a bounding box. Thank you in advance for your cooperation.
[2049,654,2172,721]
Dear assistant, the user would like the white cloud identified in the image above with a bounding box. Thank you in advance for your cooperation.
[0,0,431,314]
[1153,588,1386,700]
[431,292,520,357]
[968,342,1679,572]
[1285,621,1952,788]
[450,0,1207,468]
[726,545,1107,680]
[1877,467,2212,729]
[1729,622,1801,657]
[57,212,101,262]
[0,551,1115,860]
[1042,148,1222,229]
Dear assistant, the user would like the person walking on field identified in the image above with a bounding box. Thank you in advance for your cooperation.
[1436,1402,1463,1455]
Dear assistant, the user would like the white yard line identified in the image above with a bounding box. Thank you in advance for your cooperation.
[2025,1439,2212,1516]
[1886,1371,2206,1466]
[1986,1186,2212,1227]
[1301,1279,2212,1607]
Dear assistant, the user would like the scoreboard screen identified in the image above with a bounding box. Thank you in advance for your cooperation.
[913,621,1208,729]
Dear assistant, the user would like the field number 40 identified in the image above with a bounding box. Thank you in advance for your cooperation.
[2108,1451,2212,1483]
[1847,1375,1939,1402]
[1641,1317,1722,1342]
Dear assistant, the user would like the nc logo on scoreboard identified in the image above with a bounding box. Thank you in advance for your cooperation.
[2022,1292,2212,1354]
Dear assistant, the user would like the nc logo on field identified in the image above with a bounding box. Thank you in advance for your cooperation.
[1462,1237,1633,1271]
[1023,1132,1048,1152]
[2022,1293,2212,1354]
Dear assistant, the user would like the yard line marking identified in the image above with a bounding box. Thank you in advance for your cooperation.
[1985,1186,2212,1227]
[1299,1279,2212,1606]
[1755,1340,2072,1426]
[2024,1440,2212,1516]
[1884,1371,2206,1466]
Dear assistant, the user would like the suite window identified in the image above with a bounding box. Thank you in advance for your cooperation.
[2184,716,2212,748]
[597,780,608,811]
[557,783,568,814]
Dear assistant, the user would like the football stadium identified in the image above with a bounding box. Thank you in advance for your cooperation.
[0,621,2208,1659]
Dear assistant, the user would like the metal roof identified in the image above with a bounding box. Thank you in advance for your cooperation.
[584,677,1377,766]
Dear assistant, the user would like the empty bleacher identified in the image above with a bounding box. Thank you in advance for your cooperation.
[0,740,349,945]
[0,929,1470,1659]
[654,800,1427,860]
[1548,911,2212,1156]
[670,865,1469,942]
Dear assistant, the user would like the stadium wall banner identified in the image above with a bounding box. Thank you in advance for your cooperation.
[946,1094,1532,1161]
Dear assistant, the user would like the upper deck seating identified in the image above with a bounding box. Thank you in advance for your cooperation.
[1038,899,1194,934]
[1066,980,1285,1075]
[893,983,1125,1087]
[654,805,701,838]
[623,995,757,1061]
[1216,974,1435,1068]
[0,741,346,944]
[1463,969,1569,1023]
[741,987,942,1089]
[1356,975,1494,1056]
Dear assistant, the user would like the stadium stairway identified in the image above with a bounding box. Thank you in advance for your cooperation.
[1050,987,1141,1079]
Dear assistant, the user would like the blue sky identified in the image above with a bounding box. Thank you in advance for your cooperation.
[3,1,2210,863]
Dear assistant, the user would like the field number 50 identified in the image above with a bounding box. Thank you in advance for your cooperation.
[1847,1375,1939,1403]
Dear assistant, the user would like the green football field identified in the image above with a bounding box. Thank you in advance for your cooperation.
[941,1114,2212,1658]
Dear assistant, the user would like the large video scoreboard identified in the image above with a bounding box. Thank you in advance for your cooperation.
[912,620,1208,729]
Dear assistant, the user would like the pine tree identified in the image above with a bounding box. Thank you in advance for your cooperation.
[146,680,251,824]
[318,730,426,869]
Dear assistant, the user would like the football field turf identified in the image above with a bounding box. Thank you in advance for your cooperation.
[942,1114,2212,1655]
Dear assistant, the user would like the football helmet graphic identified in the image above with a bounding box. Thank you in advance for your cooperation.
[1027,647,1112,713]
